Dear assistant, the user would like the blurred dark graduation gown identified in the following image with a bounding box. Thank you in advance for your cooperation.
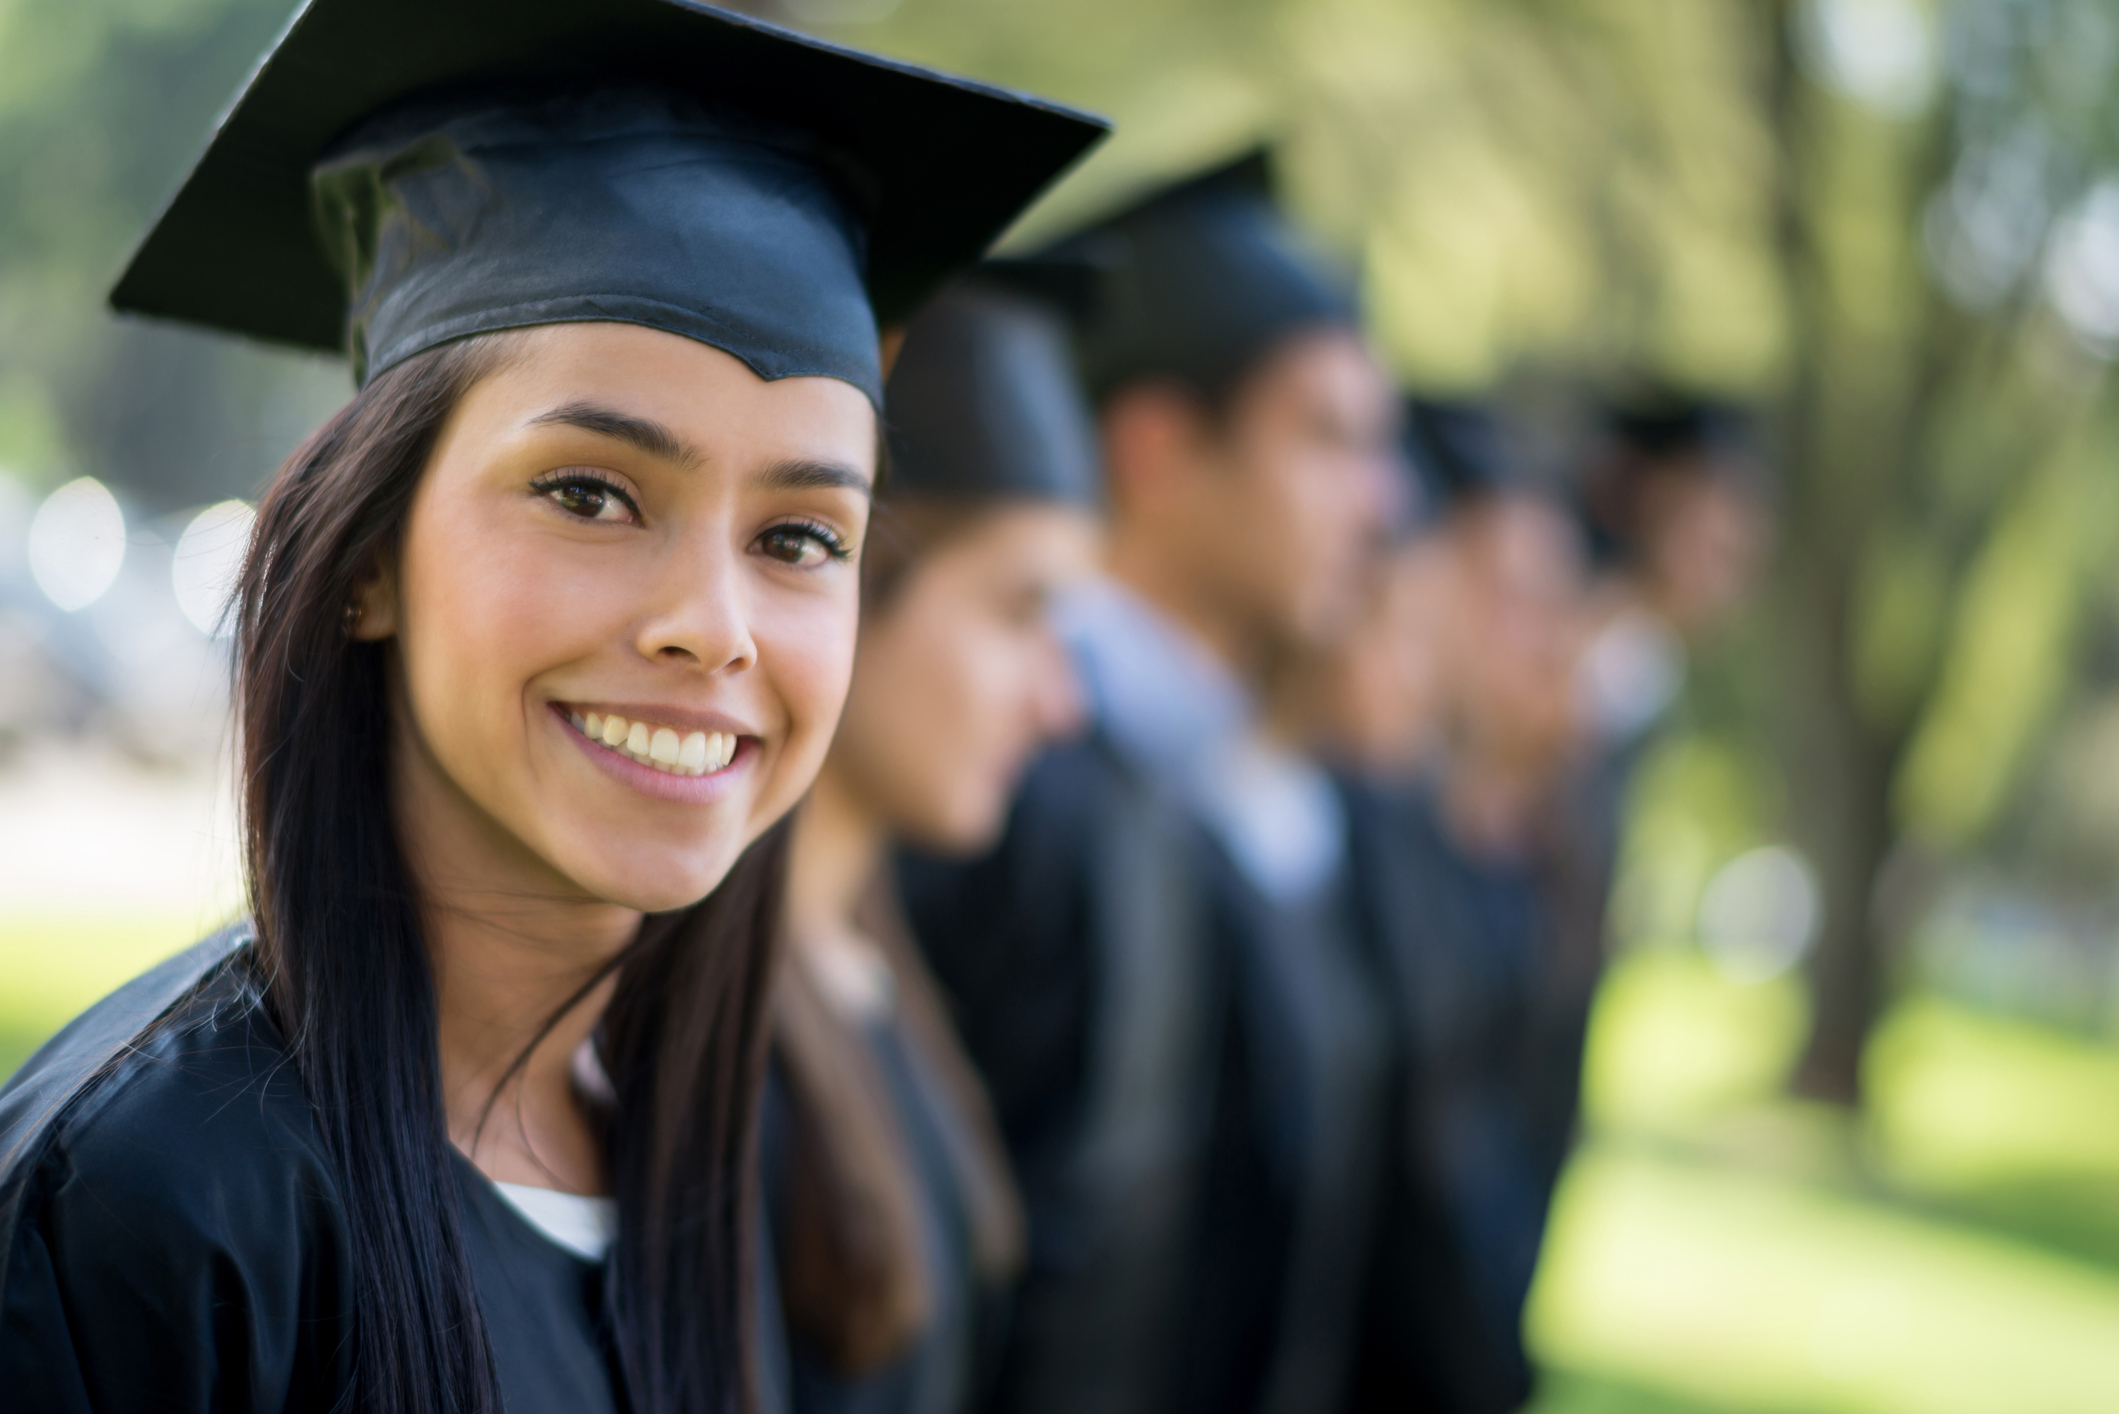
[0,927,625,1412]
[754,1001,989,1414]
[901,580,1391,1414]
[1340,772,1613,1414]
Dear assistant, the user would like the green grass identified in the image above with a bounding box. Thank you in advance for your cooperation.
[0,909,225,1076]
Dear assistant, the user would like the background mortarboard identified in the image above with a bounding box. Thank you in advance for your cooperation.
[883,262,1101,507]
[1046,148,1359,405]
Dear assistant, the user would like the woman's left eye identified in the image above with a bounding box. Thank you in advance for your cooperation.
[756,521,851,568]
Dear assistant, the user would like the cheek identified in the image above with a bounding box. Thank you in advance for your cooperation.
[844,603,1013,834]
[395,497,594,776]
[754,588,863,789]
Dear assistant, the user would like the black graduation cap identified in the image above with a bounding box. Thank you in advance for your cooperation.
[1582,388,1766,563]
[108,0,1108,401]
[1601,393,1757,468]
[1404,397,1516,510]
[1048,149,1359,405]
[882,262,1100,507]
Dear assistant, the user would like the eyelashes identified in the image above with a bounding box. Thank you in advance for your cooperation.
[757,517,855,568]
[531,469,640,523]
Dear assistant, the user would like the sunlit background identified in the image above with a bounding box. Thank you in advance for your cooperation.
[5,0,2119,1408]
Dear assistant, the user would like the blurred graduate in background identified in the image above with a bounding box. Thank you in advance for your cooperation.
[757,268,1103,1414]
[1315,402,1593,1414]
[900,152,1404,1414]
[1310,389,1772,1413]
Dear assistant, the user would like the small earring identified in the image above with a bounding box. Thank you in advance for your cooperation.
[342,599,364,636]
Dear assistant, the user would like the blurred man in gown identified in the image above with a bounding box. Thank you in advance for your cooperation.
[899,153,1403,1414]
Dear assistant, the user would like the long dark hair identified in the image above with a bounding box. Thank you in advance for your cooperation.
[235,334,784,1413]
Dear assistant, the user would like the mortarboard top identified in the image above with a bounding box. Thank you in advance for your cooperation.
[1046,147,1359,406]
[882,261,1101,508]
[108,0,1108,401]
[1406,398,1516,509]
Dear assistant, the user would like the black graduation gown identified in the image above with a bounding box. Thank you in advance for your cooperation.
[1341,780,1598,1414]
[899,732,1391,1414]
[0,926,625,1413]
[1178,829,1390,1414]
[898,733,1221,1414]
[756,1008,985,1414]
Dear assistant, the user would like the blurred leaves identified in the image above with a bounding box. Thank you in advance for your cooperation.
[1898,438,2097,846]
[0,0,344,510]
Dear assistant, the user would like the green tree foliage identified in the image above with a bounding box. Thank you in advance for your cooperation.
[0,0,343,513]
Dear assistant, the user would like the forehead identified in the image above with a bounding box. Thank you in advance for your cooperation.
[463,322,877,464]
[1240,328,1390,416]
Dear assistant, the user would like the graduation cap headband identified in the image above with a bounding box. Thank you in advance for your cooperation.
[1053,150,1360,405]
[109,0,1109,403]
[882,266,1101,508]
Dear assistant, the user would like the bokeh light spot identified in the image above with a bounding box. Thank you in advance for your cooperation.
[1698,846,1823,984]
[171,500,254,638]
[27,477,125,612]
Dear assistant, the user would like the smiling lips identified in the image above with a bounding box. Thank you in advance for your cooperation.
[569,709,738,778]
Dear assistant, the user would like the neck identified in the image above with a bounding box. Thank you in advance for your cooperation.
[1105,530,1265,690]
[394,724,639,1196]
[785,765,886,948]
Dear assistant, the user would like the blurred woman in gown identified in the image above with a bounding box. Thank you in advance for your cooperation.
[760,271,1103,1414]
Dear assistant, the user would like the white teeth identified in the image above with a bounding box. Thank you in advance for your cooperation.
[573,710,739,777]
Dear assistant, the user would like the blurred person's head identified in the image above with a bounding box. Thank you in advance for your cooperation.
[829,502,1096,854]
[1297,530,1462,775]
[1582,397,1771,635]
[1443,488,1590,782]
[1067,154,1400,678]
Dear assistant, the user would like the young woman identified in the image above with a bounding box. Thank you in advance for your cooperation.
[0,4,1101,1412]
[757,272,1101,1414]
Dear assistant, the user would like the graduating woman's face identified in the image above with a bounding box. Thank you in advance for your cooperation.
[358,322,875,913]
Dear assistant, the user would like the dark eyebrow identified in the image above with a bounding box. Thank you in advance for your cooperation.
[756,458,874,499]
[529,401,701,467]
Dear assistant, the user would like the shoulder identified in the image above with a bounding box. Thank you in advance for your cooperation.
[0,941,349,1406]
[38,969,331,1224]
[4,939,339,1285]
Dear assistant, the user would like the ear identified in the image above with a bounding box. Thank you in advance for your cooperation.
[347,553,399,641]
[1098,381,1211,514]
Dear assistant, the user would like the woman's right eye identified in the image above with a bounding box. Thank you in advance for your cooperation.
[536,473,638,524]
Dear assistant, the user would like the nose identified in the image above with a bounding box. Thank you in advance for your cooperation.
[634,536,758,675]
[1360,447,1401,534]
[1031,629,1087,742]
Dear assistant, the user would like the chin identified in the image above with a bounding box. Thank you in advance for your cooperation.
[901,796,1006,860]
[572,846,743,915]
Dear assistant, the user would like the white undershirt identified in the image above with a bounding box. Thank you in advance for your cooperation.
[492,1181,617,1263]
